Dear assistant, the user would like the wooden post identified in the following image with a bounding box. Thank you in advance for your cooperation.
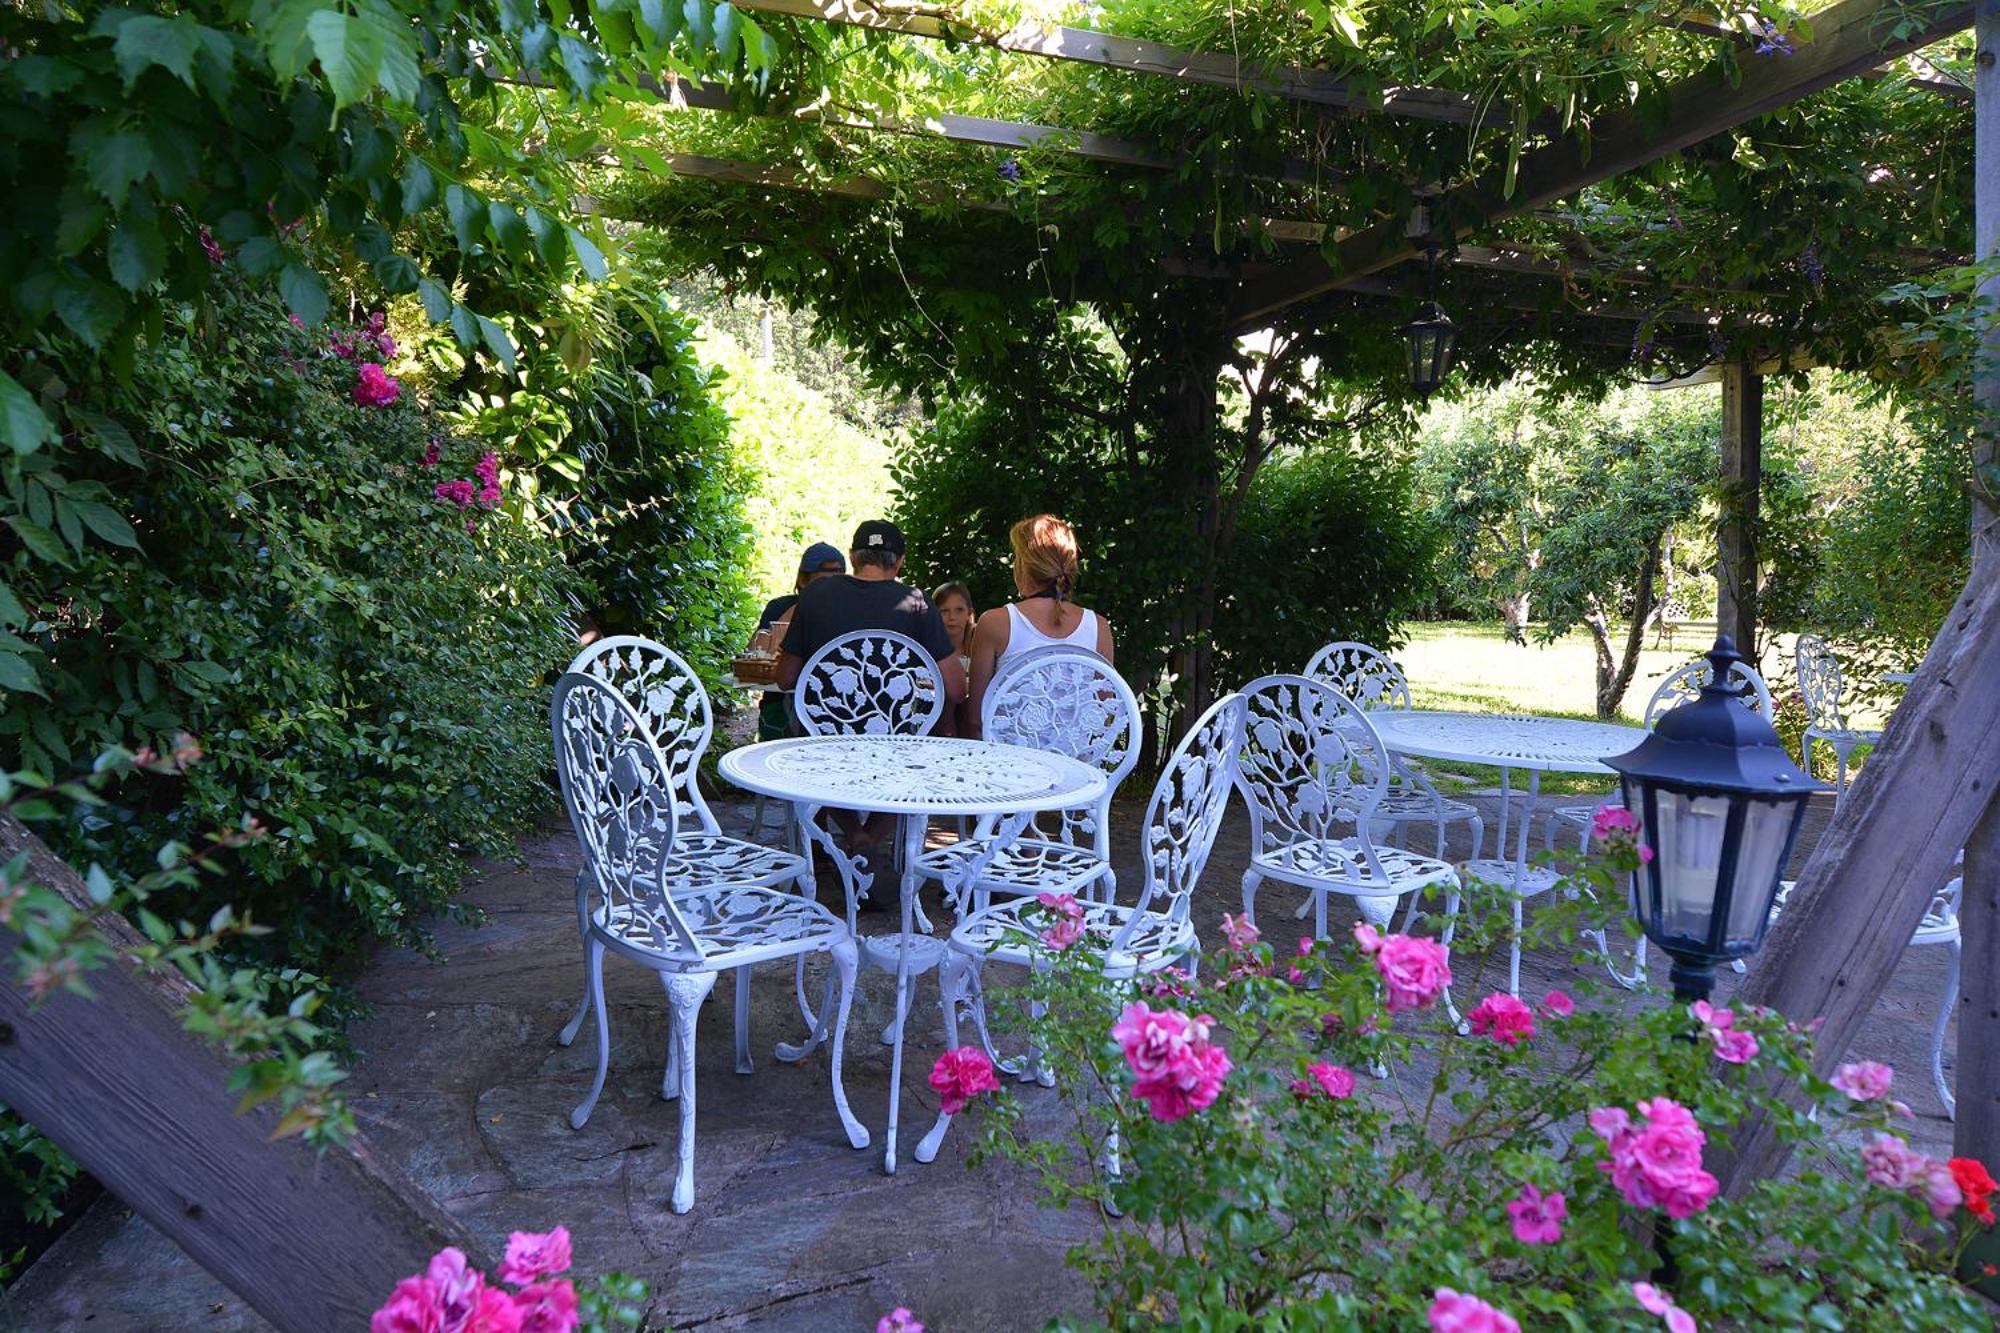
[0,814,484,1331]
[1715,361,1764,663]
[1954,0,2000,1172]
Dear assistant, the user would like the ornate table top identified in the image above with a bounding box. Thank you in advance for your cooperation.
[1368,710,1647,775]
[720,735,1107,815]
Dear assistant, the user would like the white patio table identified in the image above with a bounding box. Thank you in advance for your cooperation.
[720,734,1106,1173]
[1367,711,1647,987]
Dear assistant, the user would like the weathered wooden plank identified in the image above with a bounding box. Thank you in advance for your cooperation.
[1715,362,1764,662]
[0,814,481,1332]
[729,0,1507,125]
[1953,0,2000,1173]
[1227,0,1976,328]
[1713,564,2000,1190]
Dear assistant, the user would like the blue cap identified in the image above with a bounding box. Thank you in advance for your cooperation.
[799,542,846,574]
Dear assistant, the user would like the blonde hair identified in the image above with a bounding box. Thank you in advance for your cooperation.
[1009,514,1080,602]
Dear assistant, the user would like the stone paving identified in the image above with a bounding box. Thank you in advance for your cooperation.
[6,788,1965,1332]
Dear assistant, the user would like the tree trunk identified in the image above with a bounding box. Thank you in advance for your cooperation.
[1501,590,1533,643]
[1600,535,1663,718]
[1582,594,1617,714]
[1151,305,1231,740]
[0,814,484,1330]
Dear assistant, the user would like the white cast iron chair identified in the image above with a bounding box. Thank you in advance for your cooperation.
[558,637,811,1077]
[551,672,865,1213]
[1236,674,1463,983]
[1794,634,1882,804]
[916,647,1141,912]
[928,693,1246,1159]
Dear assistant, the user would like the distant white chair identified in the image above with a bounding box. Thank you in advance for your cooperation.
[1236,674,1462,971]
[560,637,810,1076]
[550,672,863,1213]
[795,629,946,738]
[1547,652,1775,853]
[917,647,1140,912]
[1794,634,1882,804]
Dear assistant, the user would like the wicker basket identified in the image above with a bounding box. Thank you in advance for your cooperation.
[731,654,779,685]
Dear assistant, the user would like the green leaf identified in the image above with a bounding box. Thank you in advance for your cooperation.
[235,235,283,276]
[72,500,140,550]
[567,227,608,281]
[112,14,202,90]
[486,201,530,263]
[181,659,234,684]
[477,315,515,372]
[306,9,382,109]
[75,410,139,464]
[521,22,557,68]
[558,35,604,99]
[525,206,566,268]
[0,581,25,628]
[417,277,453,324]
[0,651,45,697]
[53,277,125,349]
[5,517,70,564]
[56,195,110,256]
[399,158,437,216]
[639,0,685,45]
[11,55,84,96]
[373,254,421,293]
[449,301,479,348]
[444,184,483,250]
[279,263,329,326]
[360,2,420,102]
[107,221,167,292]
[81,127,152,208]
[0,371,55,456]
[712,3,740,63]
[683,0,712,49]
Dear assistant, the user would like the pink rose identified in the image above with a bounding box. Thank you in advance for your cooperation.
[1111,1001,1231,1122]
[1915,1157,1965,1220]
[1591,804,1655,863]
[1353,921,1381,954]
[512,1280,579,1333]
[425,1248,483,1320]
[928,1047,999,1115]
[1036,892,1086,950]
[1290,1060,1355,1101]
[877,1310,924,1333]
[1043,917,1085,950]
[1428,1287,1520,1333]
[1862,1134,1963,1218]
[1592,1096,1718,1218]
[354,361,402,407]
[465,1288,524,1333]
[1539,988,1575,1018]
[1831,1060,1894,1102]
[499,1227,573,1285]
[1468,992,1536,1046]
[1711,1028,1759,1064]
[1221,912,1260,951]
[1633,1281,1698,1333]
[1506,1182,1566,1245]
[1371,932,1452,1013]
[372,1278,446,1333]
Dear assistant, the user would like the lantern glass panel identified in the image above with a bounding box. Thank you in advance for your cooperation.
[1721,797,1796,945]
[1650,788,1732,942]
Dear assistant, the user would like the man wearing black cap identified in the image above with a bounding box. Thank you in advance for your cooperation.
[775,520,967,901]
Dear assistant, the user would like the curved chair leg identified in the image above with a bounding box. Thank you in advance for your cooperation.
[1437,880,1466,1031]
[568,938,610,1130]
[662,970,716,1214]
[1467,813,1485,863]
[1833,741,1853,807]
[1241,869,1263,931]
[733,966,753,1075]
[776,955,837,1063]
[1508,894,1524,997]
[558,872,592,1047]
[1933,938,1961,1120]
[916,953,977,1163]
[828,939,869,1150]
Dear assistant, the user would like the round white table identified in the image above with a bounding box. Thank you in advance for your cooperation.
[1368,711,1647,991]
[720,734,1106,1173]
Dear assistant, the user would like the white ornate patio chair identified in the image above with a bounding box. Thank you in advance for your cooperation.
[1794,634,1882,803]
[1237,674,1463,980]
[556,637,810,1078]
[795,629,946,738]
[1547,653,1775,853]
[551,672,865,1213]
[916,647,1140,913]
[924,694,1246,1158]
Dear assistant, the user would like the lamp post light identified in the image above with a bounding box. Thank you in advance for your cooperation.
[1604,635,1830,1004]
[1402,244,1457,398]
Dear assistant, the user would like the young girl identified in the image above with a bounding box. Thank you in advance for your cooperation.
[931,580,977,737]
[966,515,1115,736]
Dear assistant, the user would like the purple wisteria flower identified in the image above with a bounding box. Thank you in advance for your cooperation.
[997,157,1022,183]
[1754,19,1794,56]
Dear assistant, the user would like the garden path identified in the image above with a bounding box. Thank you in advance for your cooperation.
[5,790,1961,1331]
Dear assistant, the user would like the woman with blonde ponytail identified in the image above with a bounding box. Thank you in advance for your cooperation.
[965,514,1116,736]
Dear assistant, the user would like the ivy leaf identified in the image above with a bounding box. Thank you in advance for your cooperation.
[306,9,383,109]
[107,220,168,292]
[53,277,125,349]
[278,262,329,327]
[81,126,152,208]
[0,651,46,697]
[0,371,56,456]
[567,227,608,281]
[5,516,71,565]
[71,500,141,550]
[418,277,453,324]
[444,184,483,250]
[399,158,437,216]
[112,14,202,90]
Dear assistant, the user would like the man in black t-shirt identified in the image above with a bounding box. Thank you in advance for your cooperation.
[775,520,966,907]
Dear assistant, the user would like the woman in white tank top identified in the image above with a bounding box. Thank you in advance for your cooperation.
[965,514,1116,738]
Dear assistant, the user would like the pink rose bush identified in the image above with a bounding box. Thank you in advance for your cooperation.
[1468,992,1535,1045]
[1353,922,1451,1012]
[1289,1060,1355,1101]
[1221,912,1260,951]
[929,1046,999,1115]
[1831,1059,1894,1102]
[1590,1097,1719,1218]
[1690,1000,1758,1065]
[1111,1000,1231,1122]
[372,1231,588,1333]
[1862,1134,1963,1219]
[1633,1281,1698,1333]
[1505,1183,1566,1244]
[354,361,402,407]
[1428,1288,1520,1332]
[1590,804,1654,862]
[1035,891,1086,951]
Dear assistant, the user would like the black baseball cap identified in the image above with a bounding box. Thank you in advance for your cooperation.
[851,520,906,558]
[798,541,846,573]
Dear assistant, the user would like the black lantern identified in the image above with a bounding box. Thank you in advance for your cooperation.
[1603,634,1828,1003]
[1402,244,1457,397]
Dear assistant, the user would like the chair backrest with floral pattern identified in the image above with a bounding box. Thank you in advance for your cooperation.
[1303,641,1413,712]
[1112,693,1244,952]
[1235,674,1400,888]
[795,629,945,737]
[1642,654,1775,727]
[567,636,718,835]
[982,648,1140,857]
[1793,634,1853,733]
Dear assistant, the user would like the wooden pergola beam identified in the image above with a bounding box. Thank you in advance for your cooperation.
[1227,0,1976,330]
[729,0,1510,127]
[1671,10,1974,99]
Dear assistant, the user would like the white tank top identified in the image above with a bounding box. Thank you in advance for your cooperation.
[999,601,1098,663]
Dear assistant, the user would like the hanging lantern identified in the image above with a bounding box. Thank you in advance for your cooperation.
[1402,244,1457,397]
[1603,635,1829,1003]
